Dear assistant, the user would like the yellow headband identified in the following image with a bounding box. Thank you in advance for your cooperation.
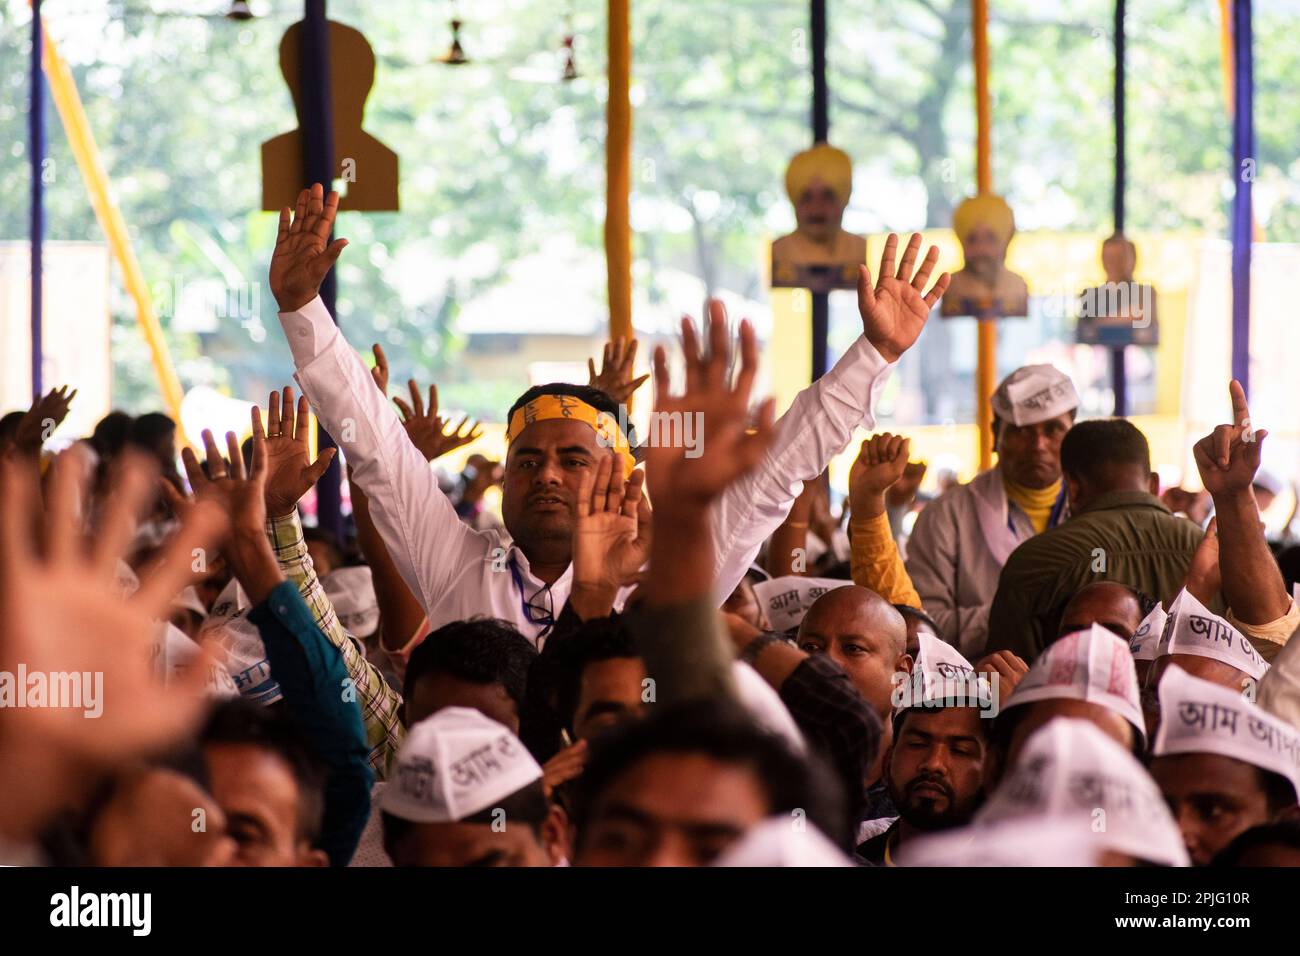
[505,394,636,477]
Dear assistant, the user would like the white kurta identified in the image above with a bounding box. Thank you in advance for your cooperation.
[278,296,894,647]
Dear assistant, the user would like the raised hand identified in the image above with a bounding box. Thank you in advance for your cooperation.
[0,448,225,771]
[249,387,335,518]
[392,380,482,462]
[849,432,913,519]
[269,182,349,313]
[571,453,651,613]
[180,420,271,535]
[1183,516,1221,605]
[646,303,775,508]
[9,385,77,454]
[857,232,950,363]
[588,337,650,405]
[1192,380,1266,500]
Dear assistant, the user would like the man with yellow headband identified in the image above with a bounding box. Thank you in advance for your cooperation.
[267,184,948,648]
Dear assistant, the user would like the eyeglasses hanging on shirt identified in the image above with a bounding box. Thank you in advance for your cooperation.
[509,558,556,643]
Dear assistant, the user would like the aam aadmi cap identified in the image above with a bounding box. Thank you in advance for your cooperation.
[322,565,380,637]
[990,365,1079,427]
[1154,664,1300,802]
[1155,588,1269,682]
[1129,603,1167,662]
[381,707,543,824]
[976,717,1189,867]
[1003,624,1145,744]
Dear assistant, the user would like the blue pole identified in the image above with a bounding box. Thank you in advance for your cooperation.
[301,0,344,542]
[1110,0,1127,416]
[1229,0,1253,394]
[30,0,44,399]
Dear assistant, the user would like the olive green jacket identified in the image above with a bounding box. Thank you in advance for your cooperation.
[984,490,1216,662]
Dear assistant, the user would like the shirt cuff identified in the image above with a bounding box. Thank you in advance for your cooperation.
[1228,599,1299,661]
[278,295,339,367]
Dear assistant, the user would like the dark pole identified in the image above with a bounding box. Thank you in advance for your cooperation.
[1110,0,1127,416]
[30,0,44,399]
[1229,0,1253,395]
[301,0,343,540]
[810,0,829,381]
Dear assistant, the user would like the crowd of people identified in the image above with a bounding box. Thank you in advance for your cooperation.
[1,183,1298,868]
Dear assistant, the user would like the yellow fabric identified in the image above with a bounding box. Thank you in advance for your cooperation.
[1003,475,1061,535]
[504,394,636,477]
[785,143,852,205]
[953,194,1014,245]
[1229,599,1299,662]
[849,512,921,608]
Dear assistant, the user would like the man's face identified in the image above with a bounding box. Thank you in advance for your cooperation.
[90,769,236,867]
[995,413,1073,489]
[887,708,987,831]
[961,223,1008,279]
[722,579,764,630]
[305,539,338,578]
[501,419,608,552]
[574,657,647,741]
[1005,699,1135,769]
[407,673,519,732]
[204,743,325,867]
[798,593,910,717]
[576,752,770,866]
[387,820,553,867]
[1101,239,1136,284]
[793,179,845,245]
[1058,585,1144,642]
[1150,753,1278,866]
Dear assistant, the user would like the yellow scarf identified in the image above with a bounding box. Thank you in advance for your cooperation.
[1003,475,1061,535]
[505,394,636,477]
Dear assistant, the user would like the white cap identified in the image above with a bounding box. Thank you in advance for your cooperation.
[899,817,1106,867]
[1156,589,1268,682]
[731,660,806,753]
[1154,664,1300,801]
[1129,604,1166,662]
[1252,469,1283,497]
[152,621,239,699]
[976,718,1189,867]
[322,565,379,637]
[381,707,543,823]
[712,817,851,867]
[198,578,283,706]
[1004,624,1145,742]
[991,365,1079,427]
[170,585,208,619]
[751,576,852,634]
[896,635,994,712]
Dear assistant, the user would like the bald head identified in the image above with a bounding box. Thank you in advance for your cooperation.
[797,586,911,716]
[801,586,906,655]
[1058,582,1145,642]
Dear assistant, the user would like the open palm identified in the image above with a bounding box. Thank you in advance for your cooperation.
[857,233,950,363]
[269,183,349,313]
[258,386,336,518]
[573,454,651,592]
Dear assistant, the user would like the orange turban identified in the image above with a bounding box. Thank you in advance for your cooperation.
[785,143,853,206]
[952,194,1015,246]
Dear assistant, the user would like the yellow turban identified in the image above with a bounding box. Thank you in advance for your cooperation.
[785,143,853,205]
[952,194,1015,246]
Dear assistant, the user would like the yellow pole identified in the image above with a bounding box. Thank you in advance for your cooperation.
[39,17,186,430]
[605,0,633,343]
[972,0,996,470]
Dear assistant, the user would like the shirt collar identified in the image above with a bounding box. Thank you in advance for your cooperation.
[1073,488,1170,517]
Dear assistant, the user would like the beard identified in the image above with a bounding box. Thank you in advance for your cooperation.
[896,775,981,832]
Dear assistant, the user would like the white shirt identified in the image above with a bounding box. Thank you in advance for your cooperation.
[279,295,893,647]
